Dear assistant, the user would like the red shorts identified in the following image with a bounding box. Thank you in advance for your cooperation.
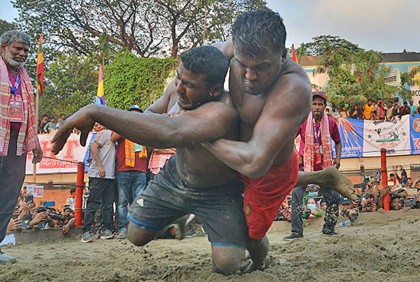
[240,152,299,240]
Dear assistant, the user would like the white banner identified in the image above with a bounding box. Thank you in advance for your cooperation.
[363,115,411,157]
[26,133,91,175]
[27,185,44,197]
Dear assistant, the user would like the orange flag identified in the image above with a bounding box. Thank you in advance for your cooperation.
[291,44,298,63]
[36,34,44,95]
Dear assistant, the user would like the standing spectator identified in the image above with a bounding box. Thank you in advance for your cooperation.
[56,113,66,129]
[65,188,76,210]
[416,100,420,114]
[386,101,394,120]
[330,104,340,119]
[362,99,375,120]
[0,30,43,264]
[285,91,342,239]
[39,114,48,133]
[391,98,400,118]
[374,98,387,120]
[43,116,57,133]
[409,99,417,115]
[338,104,349,118]
[399,101,411,118]
[81,123,116,243]
[349,104,362,119]
[111,105,148,239]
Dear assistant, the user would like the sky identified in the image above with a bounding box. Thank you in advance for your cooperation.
[1,0,419,53]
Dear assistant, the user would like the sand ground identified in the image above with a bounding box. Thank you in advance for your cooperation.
[1,209,420,282]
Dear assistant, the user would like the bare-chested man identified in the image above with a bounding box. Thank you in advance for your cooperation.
[203,9,356,271]
[52,46,248,275]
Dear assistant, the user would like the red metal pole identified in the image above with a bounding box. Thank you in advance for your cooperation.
[380,148,387,187]
[380,148,390,210]
[75,161,85,227]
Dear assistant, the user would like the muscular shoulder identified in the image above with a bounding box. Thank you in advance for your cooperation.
[265,60,312,123]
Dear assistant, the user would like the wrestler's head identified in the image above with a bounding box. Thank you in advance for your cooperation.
[175,46,228,110]
[231,9,287,95]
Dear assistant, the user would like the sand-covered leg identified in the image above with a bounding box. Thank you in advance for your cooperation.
[297,167,357,201]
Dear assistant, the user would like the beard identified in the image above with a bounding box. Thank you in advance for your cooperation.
[4,49,26,68]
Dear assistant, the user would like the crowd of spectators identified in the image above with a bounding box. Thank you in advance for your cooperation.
[326,98,420,121]
[2,188,76,247]
[276,165,420,228]
[38,113,66,134]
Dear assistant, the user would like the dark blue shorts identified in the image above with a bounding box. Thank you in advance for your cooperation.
[128,156,247,248]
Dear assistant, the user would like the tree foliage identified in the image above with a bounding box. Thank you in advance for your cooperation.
[105,52,177,110]
[313,43,399,106]
[297,35,363,57]
[39,52,177,117]
[0,19,17,35]
[39,54,98,117]
[14,0,266,58]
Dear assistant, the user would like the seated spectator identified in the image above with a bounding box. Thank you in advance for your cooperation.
[61,207,75,235]
[275,199,292,222]
[394,165,408,186]
[413,176,420,189]
[305,197,324,219]
[378,186,412,213]
[29,207,56,229]
[360,195,376,212]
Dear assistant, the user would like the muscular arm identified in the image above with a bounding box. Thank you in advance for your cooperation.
[203,69,311,178]
[52,102,238,154]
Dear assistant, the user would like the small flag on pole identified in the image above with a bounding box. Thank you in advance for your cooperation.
[291,43,298,63]
[36,34,44,95]
[95,64,105,105]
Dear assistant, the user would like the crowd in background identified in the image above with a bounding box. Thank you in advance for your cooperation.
[326,98,420,121]
[3,102,420,244]
[276,165,420,228]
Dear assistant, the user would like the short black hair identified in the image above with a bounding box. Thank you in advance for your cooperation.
[232,9,286,58]
[181,46,228,87]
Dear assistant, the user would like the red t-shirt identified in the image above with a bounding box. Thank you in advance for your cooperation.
[115,138,147,173]
[297,115,341,171]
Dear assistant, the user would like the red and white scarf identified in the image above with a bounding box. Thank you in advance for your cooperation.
[303,112,333,172]
[0,57,39,156]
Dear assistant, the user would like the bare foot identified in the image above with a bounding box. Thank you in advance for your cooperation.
[320,167,357,201]
[240,255,270,274]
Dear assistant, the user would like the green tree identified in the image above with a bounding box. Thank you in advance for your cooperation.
[298,35,363,57]
[0,19,17,35]
[314,43,398,106]
[39,54,98,117]
[105,52,177,110]
[14,0,266,58]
